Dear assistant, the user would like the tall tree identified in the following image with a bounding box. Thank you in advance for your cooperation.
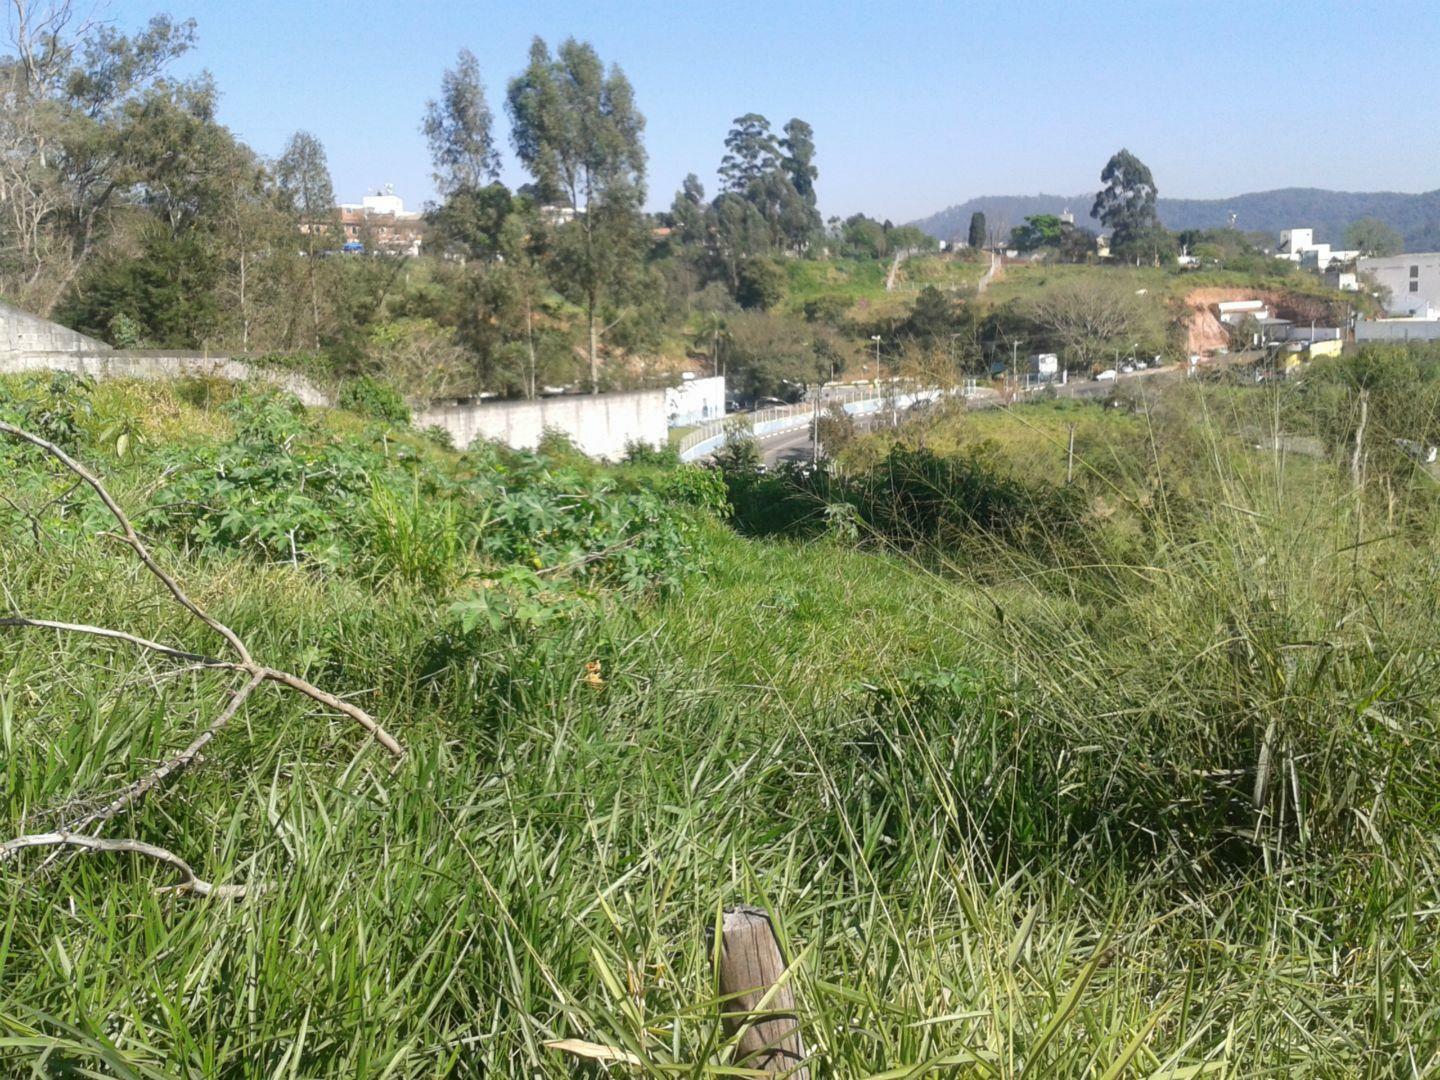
[0,2,197,311]
[275,130,336,348]
[1091,148,1158,244]
[507,36,646,392]
[1345,217,1402,258]
[779,119,817,205]
[669,173,707,248]
[778,118,821,253]
[421,48,500,196]
[968,211,987,250]
[497,203,551,398]
[718,114,779,194]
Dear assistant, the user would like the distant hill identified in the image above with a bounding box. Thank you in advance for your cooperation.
[911,187,1440,252]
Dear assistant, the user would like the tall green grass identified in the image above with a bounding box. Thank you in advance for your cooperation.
[2,371,1439,1075]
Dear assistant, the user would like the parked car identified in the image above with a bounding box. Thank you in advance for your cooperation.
[752,397,788,410]
[1095,369,1117,381]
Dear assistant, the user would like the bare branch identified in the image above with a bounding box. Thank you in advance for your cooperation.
[261,668,405,759]
[0,831,261,899]
[0,420,254,665]
[0,616,227,665]
[0,617,405,758]
[62,670,267,835]
[0,423,405,759]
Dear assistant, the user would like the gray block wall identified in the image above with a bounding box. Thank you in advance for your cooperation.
[1,300,668,460]
[0,351,330,406]
[0,300,111,354]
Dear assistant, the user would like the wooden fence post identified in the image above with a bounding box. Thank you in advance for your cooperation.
[711,905,809,1077]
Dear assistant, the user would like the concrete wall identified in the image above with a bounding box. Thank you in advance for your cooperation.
[1355,319,1440,342]
[415,389,668,459]
[0,300,110,354]
[665,376,726,427]
[0,350,330,406]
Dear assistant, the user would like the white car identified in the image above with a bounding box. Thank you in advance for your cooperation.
[1096,369,1117,381]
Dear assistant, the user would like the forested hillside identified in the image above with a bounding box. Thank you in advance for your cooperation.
[914,186,1440,251]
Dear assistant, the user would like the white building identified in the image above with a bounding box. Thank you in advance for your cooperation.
[1217,299,1270,323]
[1028,353,1059,379]
[1357,252,1440,319]
[336,185,425,256]
[1276,227,1359,271]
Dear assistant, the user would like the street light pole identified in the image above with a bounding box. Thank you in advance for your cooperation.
[812,384,821,466]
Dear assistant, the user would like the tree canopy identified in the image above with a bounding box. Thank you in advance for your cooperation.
[1092,149,1159,244]
[1345,217,1403,258]
[422,48,501,195]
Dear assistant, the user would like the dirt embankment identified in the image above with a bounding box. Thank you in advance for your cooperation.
[1176,287,1345,356]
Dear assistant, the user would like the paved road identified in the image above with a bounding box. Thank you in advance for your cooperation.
[752,363,1184,465]
[762,424,820,467]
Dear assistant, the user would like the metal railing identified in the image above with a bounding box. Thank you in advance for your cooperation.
[676,384,953,462]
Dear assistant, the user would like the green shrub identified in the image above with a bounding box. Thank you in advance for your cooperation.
[622,439,679,466]
[338,376,410,425]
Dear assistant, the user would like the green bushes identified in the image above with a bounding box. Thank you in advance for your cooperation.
[722,442,1093,562]
[337,375,410,424]
[0,381,710,596]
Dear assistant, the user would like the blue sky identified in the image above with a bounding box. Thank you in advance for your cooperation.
[92,0,1440,222]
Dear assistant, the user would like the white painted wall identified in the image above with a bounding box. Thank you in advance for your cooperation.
[1356,318,1440,342]
[664,376,726,427]
[415,389,668,459]
[1359,253,1440,318]
[1279,228,1313,254]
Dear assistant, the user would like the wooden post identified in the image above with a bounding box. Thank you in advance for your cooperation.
[1066,422,1076,485]
[712,906,809,1077]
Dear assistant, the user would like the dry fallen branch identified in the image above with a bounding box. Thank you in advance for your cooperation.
[1,421,408,898]
[0,420,404,759]
[61,671,267,837]
[0,420,252,664]
[0,831,260,899]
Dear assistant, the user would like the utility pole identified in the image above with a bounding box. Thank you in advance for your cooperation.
[812,386,820,466]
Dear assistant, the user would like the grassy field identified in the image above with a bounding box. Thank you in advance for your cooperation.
[2,365,1439,1076]
[782,253,986,320]
[979,260,1364,314]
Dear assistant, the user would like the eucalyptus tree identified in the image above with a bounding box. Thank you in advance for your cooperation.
[1091,149,1159,245]
[719,114,780,194]
[422,48,500,195]
[507,37,646,392]
[0,2,197,311]
[275,130,336,347]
